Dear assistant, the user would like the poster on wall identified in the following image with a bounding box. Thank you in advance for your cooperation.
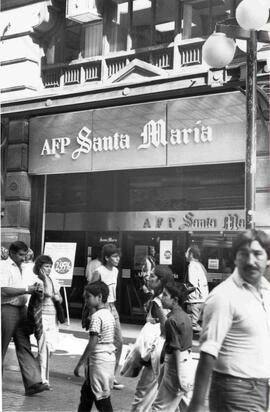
[159,240,173,265]
[44,242,77,287]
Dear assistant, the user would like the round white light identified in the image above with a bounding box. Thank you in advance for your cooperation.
[202,33,236,68]
[236,0,269,31]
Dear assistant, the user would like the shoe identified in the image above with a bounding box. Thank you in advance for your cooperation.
[25,382,49,396]
[44,383,53,391]
[113,380,124,390]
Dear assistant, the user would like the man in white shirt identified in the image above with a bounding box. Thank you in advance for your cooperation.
[185,245,209,333]
[187,229,270,412]
[1,241,48,396]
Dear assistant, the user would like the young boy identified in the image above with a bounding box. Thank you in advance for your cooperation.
[74,281,116,412]
[152,282,193,412]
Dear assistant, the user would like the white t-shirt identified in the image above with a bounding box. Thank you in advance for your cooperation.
[94,265,118,303]
[85,258,102,283]
[186,260,209,303]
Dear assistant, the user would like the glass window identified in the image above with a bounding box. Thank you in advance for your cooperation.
[132,0,152,48]
[107,0,129,52]
[182,0,230,40]
[84,21,103,57]
[155,0,176,45]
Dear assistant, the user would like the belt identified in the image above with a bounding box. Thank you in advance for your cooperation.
[213,372,270,386]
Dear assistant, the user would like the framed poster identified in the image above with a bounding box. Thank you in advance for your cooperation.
[159,240,173,265]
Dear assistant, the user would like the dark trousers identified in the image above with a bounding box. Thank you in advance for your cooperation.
[78,379,113,412]
[209,371,270,412]
[1,304,41,390]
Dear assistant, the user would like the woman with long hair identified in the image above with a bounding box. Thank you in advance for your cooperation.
[33,254,62,389]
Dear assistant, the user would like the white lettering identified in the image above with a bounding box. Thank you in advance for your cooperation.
[41,139,52,156]
[40,137,71,156]
[72,127,92,159]
[138,119,166,149]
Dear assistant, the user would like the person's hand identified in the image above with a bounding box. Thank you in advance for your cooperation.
[74,364,81,377]
[39,268,46,281]
[53,292,61,302]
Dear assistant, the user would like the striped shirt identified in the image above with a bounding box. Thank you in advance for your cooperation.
[89,308,116,344]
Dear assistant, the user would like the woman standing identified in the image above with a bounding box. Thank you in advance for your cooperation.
[130,265,174,412]
[33,254,62,389]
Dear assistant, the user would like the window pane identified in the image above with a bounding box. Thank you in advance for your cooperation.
[107,0,128,52]
[132,0,152,48]
[63,23,82,61]
[155,0,176,45]
[84,21,103,57]
[182,0,229,39]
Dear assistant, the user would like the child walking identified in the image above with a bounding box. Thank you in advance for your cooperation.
[74,281,116,412]
[151,282,193,412]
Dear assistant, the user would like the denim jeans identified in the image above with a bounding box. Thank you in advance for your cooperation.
[209,372,270,412]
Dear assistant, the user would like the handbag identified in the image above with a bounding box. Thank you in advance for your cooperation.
[53,299,65,324]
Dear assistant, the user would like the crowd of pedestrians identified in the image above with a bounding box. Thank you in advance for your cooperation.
[1,228,270,412]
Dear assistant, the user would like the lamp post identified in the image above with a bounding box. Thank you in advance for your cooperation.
[202,0,270,229]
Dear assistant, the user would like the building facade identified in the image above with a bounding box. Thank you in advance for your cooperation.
[1,0,269,321]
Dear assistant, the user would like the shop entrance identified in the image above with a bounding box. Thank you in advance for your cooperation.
[119,231,187,322]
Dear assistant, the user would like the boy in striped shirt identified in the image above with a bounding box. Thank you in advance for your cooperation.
[74,281,116,412]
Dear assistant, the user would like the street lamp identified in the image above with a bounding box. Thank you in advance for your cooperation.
[202,0,270,229]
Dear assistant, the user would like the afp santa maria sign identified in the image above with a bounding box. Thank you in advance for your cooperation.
[29,92,246,175]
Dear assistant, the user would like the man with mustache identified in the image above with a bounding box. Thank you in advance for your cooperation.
[188,229,270,412]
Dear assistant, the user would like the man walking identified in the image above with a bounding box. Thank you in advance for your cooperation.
[185,245,208,333]
[1,241,49,396]
[187,229,270,412]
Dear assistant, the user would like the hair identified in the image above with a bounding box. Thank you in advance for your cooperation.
[9,241,28,254]
[84,281,109,303]
[164,282,188,309]
[101,243,120,265]
[1,246,9,260]
[232,229,270,259]
[25,248,34,262]
[188,245,201,260]
[153,265,174,296]
[33,255,53,275]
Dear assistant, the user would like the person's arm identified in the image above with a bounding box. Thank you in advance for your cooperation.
[90,269,101,283]
[1,284,38,297]
[152,301,167,335]
[74,334,98,377]
[187,351,216,412]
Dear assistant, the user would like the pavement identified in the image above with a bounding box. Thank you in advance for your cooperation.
[2,319,201,412]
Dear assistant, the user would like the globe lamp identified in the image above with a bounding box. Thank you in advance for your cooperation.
[236,0,269,31]
[202,32,236,68]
